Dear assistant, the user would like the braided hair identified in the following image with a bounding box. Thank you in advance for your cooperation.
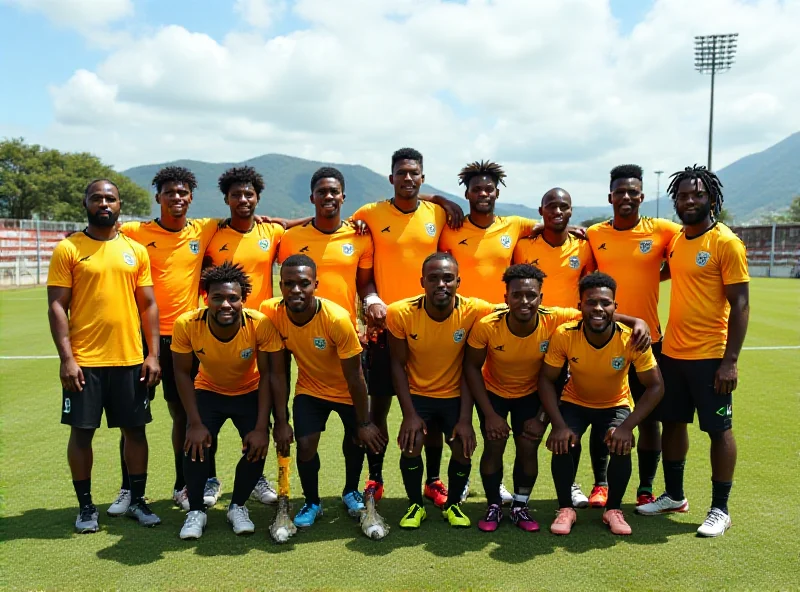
[667,165,724,219]
[458,160,507,188]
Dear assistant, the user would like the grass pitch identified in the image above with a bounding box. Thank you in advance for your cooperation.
[1,279,798,591]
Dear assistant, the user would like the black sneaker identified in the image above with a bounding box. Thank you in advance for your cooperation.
[125,499,162,527]
[75,504,99,533]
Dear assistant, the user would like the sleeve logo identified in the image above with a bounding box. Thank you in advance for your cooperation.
[453,328,466,343]
[568,256,580,269]
[342,243,354,256]
[639,239,653,254]
[313,337,327,350]
[500,234,512,249]
[258,239,271,252]
[122,252,136,266]
[539,340,550,353]
[189,240,200,254]
[425,223,437,237]
[696,251,711,267]
[240,348,253,359]
[611,356,625,370]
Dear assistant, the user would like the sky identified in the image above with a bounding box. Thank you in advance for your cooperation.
[0,0,798,207]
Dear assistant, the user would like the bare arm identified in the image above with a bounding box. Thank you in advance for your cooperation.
[607,366,664,455]
[388,334,426,452]
[135,285,161,387]
[174,350,212,462]
[538,362,578,455]
[47,286,83,392]
[341,354,387,454]
[269,350,293,457]
[464,345,510,440]
[716,283,750,394]
[612,312,651,351]
[240,350,273,461]
[357,267,386,333]
[420,194,464,229]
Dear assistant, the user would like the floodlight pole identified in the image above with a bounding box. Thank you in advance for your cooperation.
[654,170,663,219]
[707,43,716,171]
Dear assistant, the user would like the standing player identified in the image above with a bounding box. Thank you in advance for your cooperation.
[637,166,749,538]
[585,165,681,507]
[539,273,664,536]
[173,263,285,539]
[47,179,162,533]
[387,253,499,528]
[261,255,386,527]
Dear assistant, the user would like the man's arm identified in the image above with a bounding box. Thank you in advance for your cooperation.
[241,351,273,462]
[173,350,211,462]
[388,334,426,453]
[47,286,83,393]
[269,350,293,457]
[135,285,161,387]
[340,355,386,454]
[419,194,464,229]
[717,283,750,394]
[464,345,510,440]
[357,267,386,333]
[451,362,477,459]
[612,312,651,352]
[538,362,577,455]
[607,367,664,455]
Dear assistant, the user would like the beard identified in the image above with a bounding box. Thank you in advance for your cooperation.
[86,209,119,227]
[677,200,711,225]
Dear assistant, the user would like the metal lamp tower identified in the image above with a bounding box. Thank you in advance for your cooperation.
[654,170,663,219]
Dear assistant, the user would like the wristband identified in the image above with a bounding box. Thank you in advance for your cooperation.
[363,294,385,309]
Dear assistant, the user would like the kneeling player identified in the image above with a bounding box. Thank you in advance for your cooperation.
[262,254,386,528]
[173,263,285,539]
[539,273,663,536]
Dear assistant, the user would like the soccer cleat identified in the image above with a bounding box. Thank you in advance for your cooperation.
[510,506,540,532]
[250,476,278,505]
[75,505,99,534]
[107,489,131,517]
[173,487,190,511]
[293,502,323,528]
[636,491,657,507]
[443,504,471,528]
[227,503,255,535]
[180,510,207,540]
[125,500,162,527]
[603,509,632,535]
[461,478,471,503]
[635,492,690,516]
[399,503,427,529]
[270,496,298,543]
[571,483,589,509]
[203,478,222,508]
[589,485,609,508]
[478,504,502,532]
[499,483,514,505]
[550,507,577,535]
[364,479,384,503]
[360,489,390,540]
[696,508,731,537]
[342,490,366,517]
[424,479,449,509]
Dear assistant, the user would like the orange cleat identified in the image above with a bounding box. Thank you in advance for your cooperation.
[636,492,656,507]
[589,485,608,508]
[423,479,449,509]
[364,480,384,503]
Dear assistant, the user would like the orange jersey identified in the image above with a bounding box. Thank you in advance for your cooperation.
[467,306,581,399]
[512,235,595,308]
[387,295,501,399]
[120,218,218,335]
[439,216,536,302]
[171,308,283,396]
[586,217,682,341]
[353,200,446,304]
[663,223,749,360]
[260,297,363,405]
[276,221,373,325]
[545,321,657,409]
[205,223,285,307]
[47,232,153,367]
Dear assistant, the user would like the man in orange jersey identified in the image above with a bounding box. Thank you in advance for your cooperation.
[637,166,749,538]
[585,164,682,508]
[387,252,500,529]
[261,255,386,527]
[172,263,286,540]
[48,179,162,533]
[540,273,663,536]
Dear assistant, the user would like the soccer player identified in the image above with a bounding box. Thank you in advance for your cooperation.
[261,255,387,527]
[539,273,664,536]
[637,166,749,538]
[387,252,499,528]
[47,179,162,533]
[173,262,285,539]
[585,164,682,507]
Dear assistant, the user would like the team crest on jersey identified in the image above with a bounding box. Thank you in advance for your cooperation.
[342,243,354,256]
[568,256,580,269]
[539,340,550,353]
[122,252,135,266]
[696,251,711,267]
[425,223,437,237]
[500,234,512,249]
[240,348,253,360]
[258,239,271,252]
[313,337,327,350]
[453,329,466,343]
[639,239,653,254]
[189,240,200,255]
[611,356,625,370]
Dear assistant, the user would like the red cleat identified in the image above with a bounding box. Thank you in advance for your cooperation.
[423,479,449,509]
[364,480,384,503]
[589,485,608,508]
[636,492,656,507]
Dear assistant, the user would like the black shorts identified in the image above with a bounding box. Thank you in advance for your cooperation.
[159,335,200,403]
[476,391,540,436]
[293,393,357,439]
[556,362,570,397]
[559,402,630,440]
[410,395,461,438]
[366,331,395,397]
[195,389,260,441]
[629,341,662,403]
[61,365,153,429]
[658,355,731,432]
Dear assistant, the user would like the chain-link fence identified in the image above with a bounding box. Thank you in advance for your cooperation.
[731,223,800,278]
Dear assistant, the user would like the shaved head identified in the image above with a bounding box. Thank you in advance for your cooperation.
[541,187,572,206]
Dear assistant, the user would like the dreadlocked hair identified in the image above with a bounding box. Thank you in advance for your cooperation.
[201,262,253,303]
[666,164,724,218]
[218,166,265,197]
[458,160,507,188]
[152,166,197,193]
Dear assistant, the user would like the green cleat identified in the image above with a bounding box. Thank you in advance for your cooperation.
[443,504,471,528]
[399,503,427,529]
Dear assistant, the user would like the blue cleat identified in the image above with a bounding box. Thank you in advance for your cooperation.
[293,502,323,527]
[342,490,365,517]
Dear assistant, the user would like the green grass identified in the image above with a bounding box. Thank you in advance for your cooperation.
[1,279,799,591]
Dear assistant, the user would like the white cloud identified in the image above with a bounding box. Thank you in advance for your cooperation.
[8,0,800,206]
[2,0,132,29]
[234,0,285,30]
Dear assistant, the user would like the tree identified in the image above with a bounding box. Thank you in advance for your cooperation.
[716,208,734,224]
[580,215,609,227]
[0,138,150,220]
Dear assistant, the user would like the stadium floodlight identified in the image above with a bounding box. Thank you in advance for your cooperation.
[654,170,664,219]
[695,33,738,171]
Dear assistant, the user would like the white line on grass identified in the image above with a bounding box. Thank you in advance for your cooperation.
[0,355,59,359]
[742,345,800,351]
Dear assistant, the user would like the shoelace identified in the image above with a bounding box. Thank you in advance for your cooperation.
[135,502,154,516]
[114,490,130,503]
[512,507,533,522]
[79,505,97,521]
[298,504,316,516]
[232,506,249,520]
[186,512,204,526]
[554,509,574,522]
[702,508,726,526]
[485,505,501,521]
[429,482,448,495]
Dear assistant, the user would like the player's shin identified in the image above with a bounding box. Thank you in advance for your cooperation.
[446,458,471,508]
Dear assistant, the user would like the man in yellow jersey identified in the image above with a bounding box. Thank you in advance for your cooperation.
[586,164,682,508]
[48,179,162,533]
[172,263,286,539]
[387,252,500,529]
[539,273,663,536]
[261,255,386,527]
[637,166,749,538]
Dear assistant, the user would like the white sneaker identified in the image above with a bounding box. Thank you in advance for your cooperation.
[460,477,471,503]
[635,492,690,516]
[499,483,514,505]
[571,483,589,509]
[107,489,131,517]
[203,478,222,508]
[173,487,190,512]
[227,503,255,535]
[180,510,207,540]
[250,476,278,505]
[697,508,731,537]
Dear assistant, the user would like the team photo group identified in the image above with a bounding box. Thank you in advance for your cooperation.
[47,147,749,545]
